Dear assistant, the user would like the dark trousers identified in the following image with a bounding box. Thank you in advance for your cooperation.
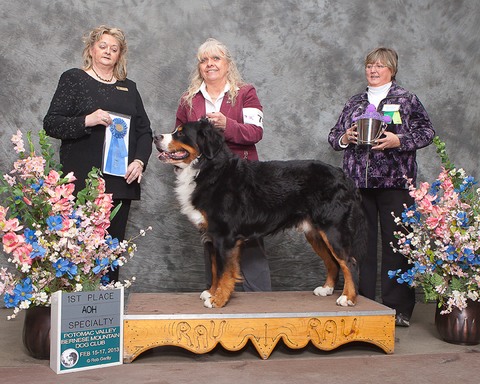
[359,189,415,317]
[106,199,132,283]
[204,238,272,292]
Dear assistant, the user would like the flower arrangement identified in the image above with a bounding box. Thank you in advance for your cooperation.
[0,130,150,319]
[389,137,480,314]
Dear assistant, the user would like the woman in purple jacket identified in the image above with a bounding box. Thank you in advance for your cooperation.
[328,47,435,327]
[176,38,271,292]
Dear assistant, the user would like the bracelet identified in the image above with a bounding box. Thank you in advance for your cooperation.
[133,159,144,168]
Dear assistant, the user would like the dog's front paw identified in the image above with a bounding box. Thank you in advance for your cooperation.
[336,294,355,307]
[200,290,212,301]
[313,286,334,297]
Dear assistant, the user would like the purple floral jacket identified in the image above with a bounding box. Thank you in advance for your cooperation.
[328,82,435,189]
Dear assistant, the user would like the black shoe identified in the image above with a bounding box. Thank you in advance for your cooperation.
[395,313,410,327]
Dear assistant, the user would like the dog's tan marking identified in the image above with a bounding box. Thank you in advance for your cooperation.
[210,240,243,308]
[317,230,357,306]
[304,229,339,290]
[305,227,357,306]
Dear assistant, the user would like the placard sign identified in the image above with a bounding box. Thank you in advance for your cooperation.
[50,288,124,374]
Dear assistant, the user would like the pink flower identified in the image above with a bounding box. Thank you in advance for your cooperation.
[3,173,16,187]
[51,198,73,214]
[2,232,25,253]
[11,130,25,153]
[425,215,442,230]
[0,206,8,222]
[64,172,76,183]
[11,244,33,266]
[45,169,61,186]
[411,182,430,200]
[0,217,23,233]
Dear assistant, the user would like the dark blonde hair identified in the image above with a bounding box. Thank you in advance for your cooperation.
[182,38,245,108]
[365,47,398,80]
[82,25,128,81]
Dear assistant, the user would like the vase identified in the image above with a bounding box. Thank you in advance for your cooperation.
[22,306,51,359]
[435,300,480,345]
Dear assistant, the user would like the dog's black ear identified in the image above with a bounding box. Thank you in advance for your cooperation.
[196,119,224,159]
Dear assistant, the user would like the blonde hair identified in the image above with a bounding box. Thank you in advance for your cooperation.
[182,38,245,108]
[365,47,398,81]
[82,25,128,81]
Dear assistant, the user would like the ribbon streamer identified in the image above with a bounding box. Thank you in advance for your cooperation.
[105,118,128,175]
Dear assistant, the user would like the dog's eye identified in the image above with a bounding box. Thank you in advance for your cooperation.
[177,131,185,137]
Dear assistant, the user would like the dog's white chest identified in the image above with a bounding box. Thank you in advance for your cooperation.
[174,165,205,227]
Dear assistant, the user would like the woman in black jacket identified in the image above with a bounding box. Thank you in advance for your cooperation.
[44,25,153,283]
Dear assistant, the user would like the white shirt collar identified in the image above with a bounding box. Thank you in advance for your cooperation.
[199,82,230,99]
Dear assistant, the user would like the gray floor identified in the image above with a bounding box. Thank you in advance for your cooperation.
[1,301,479,384]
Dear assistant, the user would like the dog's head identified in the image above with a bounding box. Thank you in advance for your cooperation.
[154,118,225,168]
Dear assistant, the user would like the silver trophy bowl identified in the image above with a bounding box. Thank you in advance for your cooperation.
[356,118,386,145]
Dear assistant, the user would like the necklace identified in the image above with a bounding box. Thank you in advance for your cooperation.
[91,66,114,82]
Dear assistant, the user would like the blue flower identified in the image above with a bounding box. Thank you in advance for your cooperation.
[413,261,427,274]
[53,258,77,279]
[46,215,63,231]
[69,210,82,227]
[101,274,111,285]
[31,179,44,192]
[402,207,421,225]
[93,257,110,274]
[387,269,401,279]
[455,211,469,228]
[105,235,119,250]
[5,278,34,307]
[29,242,46,259]
[4,292,20,308]
[23,228,37,244]
[429,180,441,195]
[446,245,457,261]
[14,278,33,301]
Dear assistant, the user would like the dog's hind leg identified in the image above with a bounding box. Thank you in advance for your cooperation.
[304,230,339,298]
[317,230,357,307]
[204,240,243,308]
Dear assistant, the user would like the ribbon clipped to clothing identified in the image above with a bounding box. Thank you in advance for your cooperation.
[105,118,128,176]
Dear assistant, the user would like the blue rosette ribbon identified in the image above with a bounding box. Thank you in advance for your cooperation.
[105,118,128,175]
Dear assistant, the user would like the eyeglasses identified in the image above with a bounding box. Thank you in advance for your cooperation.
[365,64,387,71]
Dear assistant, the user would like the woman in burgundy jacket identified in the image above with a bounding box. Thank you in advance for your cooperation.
[176,38,271,292]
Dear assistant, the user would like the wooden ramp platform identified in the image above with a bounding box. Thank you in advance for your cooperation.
[123,291,395,362]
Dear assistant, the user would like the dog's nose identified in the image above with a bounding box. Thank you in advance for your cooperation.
[153,134,164,143]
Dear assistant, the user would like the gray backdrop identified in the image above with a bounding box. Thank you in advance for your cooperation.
[1,0,479,300]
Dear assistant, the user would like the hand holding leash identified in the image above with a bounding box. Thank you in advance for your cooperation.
[206,112,227,130]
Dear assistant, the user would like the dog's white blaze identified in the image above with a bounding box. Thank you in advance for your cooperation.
[159,133,172,150]
[174,159,205,227]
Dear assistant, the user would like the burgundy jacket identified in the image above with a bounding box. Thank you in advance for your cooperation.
[176,84,263,161]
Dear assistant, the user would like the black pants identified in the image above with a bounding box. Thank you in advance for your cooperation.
[106,199,132,283]
[359,189,415,317]
[204,238,272,292]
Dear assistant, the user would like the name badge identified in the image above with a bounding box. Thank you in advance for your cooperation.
[116,86,128,92]
[382,104,401,124]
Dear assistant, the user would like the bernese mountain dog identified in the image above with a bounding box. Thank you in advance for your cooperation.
[154,118,366,308]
